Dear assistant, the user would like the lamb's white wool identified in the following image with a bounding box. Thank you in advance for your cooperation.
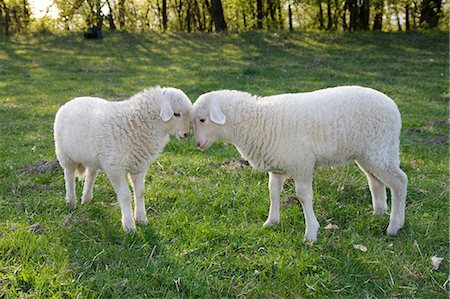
[54,86,192,232]
[191,86,408,241]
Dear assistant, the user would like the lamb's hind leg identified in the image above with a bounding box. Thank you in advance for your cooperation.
[106,170,136,233]
[81,167,98,205]
[129,171,149,225]
[356,160,387,215]
[357,159,408,235]
[63,166,77,209]
[263,172,286,227]
[294,174,319,242]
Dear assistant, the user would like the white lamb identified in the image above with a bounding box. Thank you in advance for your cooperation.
[54,86,192,232]
[191,86,408,241]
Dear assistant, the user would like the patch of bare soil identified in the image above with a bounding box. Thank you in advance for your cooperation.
[428,119,450,127]
[21,160,61,174]
[27,223,44,234]
[405,127,449,146]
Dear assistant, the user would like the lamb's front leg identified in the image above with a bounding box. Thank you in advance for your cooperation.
[106,170,136,233]
[129,171,149,225]
[294,175,319,242]
[263,172,286,227]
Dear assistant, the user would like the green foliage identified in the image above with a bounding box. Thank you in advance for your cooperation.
[0,31,448,298]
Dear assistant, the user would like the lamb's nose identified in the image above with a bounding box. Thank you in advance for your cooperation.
[183,133,188,138]
[197,142,200,147]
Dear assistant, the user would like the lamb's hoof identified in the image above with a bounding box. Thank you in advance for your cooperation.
[304,223,319,242]
[386,219,404,236]
[81,196,92,205]
[304,232,317,243]
[66,199,76,209]
[386,224,401,236]
[123,222,137,233]
[373,205,388,215]
[263,219,279,227]
[136,217,149,226]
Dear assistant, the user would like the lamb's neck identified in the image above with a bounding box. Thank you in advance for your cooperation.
[114,101,167,150]
[224,104,273,156]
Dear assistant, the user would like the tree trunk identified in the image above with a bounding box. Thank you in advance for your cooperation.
[419,0,442,28]
[361,0,370,30]
[348,0,369,31]
[318,0,324,29]
[342,1,348,30]
[413,0,418,30]
[175,0,183,31]
[5,7,9,34]
[288,4,293,31]
[95,0,102,29]
[0,1,3,35]
[186,6,191,32]
[276,0,283,29]
[405,3,410,31]
[22,0,29,29]
[193,0,203,31]
[211,0,227,31]
[0,8,3,35]
[326,0,332,30]
[105,0,116,29]
[162,0,167,30]
[394,5,402,31]
[372,0,383,31]
[118,0,125,29]
[256,0,263,29]
[267,0,276,29]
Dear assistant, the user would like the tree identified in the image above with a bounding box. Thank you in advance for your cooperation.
[0,0,30,35]
[347,0,370,31]
[211,0,227,31]
[372,0,383,30]
[419,0,442,28]
[162,0,167,30]
[256,0,263,29]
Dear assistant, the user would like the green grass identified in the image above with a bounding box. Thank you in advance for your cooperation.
[0,31,448,298]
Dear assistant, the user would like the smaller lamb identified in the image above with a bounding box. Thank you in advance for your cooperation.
[191,86,408,241]
[54,86,192,232]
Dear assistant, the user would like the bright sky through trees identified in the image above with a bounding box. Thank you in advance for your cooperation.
[29,0,59,18]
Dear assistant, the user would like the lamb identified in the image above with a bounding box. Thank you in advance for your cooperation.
[191,86,408,241]
[54,86,192,232]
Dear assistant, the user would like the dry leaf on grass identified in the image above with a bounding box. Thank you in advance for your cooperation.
[431,256,444,270]
[324,223,339,230]
[353,244,368,252]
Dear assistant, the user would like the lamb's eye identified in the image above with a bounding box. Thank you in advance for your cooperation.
[199,118,205,123]
[174,113,181,117]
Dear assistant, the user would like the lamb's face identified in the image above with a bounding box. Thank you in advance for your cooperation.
[191,95,226,149]
[161,88,192,139]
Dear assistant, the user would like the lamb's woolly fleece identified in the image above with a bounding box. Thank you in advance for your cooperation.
[54,86,192,232]
[192,86,407,241]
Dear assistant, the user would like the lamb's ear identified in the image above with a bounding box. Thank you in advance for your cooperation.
[209,105,226,125]
[160,100,174,122]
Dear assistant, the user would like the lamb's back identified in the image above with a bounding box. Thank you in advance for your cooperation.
[259,86,401,166]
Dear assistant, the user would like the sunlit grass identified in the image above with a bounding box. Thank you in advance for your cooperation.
[0,30,448,298]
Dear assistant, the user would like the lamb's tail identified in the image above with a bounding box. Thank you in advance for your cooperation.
[75,164,86,180]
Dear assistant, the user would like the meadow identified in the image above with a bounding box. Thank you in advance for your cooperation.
[0,31,448,298]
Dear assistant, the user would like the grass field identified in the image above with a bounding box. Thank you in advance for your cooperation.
[0,31,448,298]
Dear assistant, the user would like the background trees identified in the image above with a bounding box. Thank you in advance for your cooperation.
[0,0,447,35]
[0,0,31,34]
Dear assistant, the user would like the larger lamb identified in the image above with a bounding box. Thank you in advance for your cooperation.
[191,86,408,241]
[54,86,192,232]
